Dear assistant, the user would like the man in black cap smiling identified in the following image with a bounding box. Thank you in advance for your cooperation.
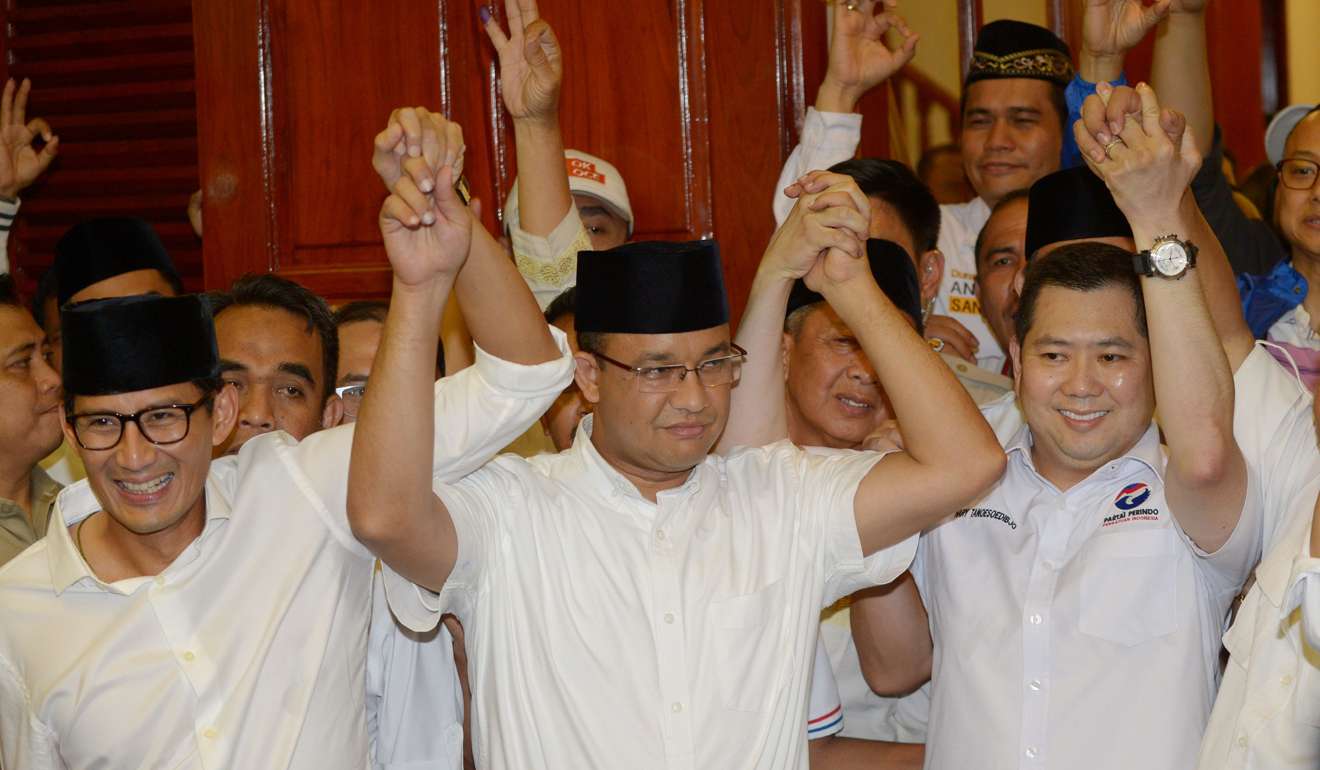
[0,144,574,768]
[348,157,1004,766]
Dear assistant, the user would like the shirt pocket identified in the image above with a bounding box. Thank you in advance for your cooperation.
[1079,530,1179,646]
[711,579,786,712]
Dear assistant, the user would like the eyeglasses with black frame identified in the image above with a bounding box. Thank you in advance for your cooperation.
[592,343,748,393]
[1277,158,1320,191]
[69,396,213,451]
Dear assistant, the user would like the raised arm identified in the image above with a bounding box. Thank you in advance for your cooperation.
[794,177,1005,552]
[484,0,571,238]
[1079,83,1245,552]
[0,78,58,272]
[1079,0,1169,84]
[719,176,871,451]
[772,0,915,226]
[1150,0,1212,158]
[1079,84,1254,369]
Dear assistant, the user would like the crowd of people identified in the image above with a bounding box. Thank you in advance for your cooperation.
[0,0,1317,768]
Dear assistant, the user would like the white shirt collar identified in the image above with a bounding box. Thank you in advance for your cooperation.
[1003,421,1165,490]
[568,414,708,503]
[46,469,233,595]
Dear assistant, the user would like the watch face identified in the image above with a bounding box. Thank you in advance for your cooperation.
[1151,241,1188,277]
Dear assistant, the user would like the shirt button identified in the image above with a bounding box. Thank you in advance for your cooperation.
[204,728,218,740]
[1029,614,1043,625]
[664,612,675,624]
[1281,675,1293,687]
[1042,560,1057,570]
[183,651,196,662]
[154,575,166,587]
[656,529,667,541]
[1025,746,1039,759]
[1028,679,1042,691]
[671,702,683,713]
[1237,735,1248,748]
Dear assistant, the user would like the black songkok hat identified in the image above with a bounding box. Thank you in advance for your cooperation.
[965,20,1073,88]
[576,240,729,334]
[61,294,219,397]
[786,239,924,335]
[54,217,182,307]
[1025,167,1133,259]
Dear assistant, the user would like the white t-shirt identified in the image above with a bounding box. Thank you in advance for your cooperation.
[915,424,1262,770]
[384,420,917,770]
[0,339,576,770]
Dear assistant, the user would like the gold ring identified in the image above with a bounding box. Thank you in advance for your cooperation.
[927,337,945,353]
[1103,138,1124,155]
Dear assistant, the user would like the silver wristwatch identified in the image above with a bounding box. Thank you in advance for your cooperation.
[1133,236,1198,279]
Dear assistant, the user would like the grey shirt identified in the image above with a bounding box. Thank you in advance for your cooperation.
[0,466,60,566]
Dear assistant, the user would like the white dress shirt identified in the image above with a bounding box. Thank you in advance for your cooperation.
[1198,343,1320,770]
[384,418,917,770]
[367,569,465,770]
[915,424,1262,770]
[0,339,575,770]
[771,108,1004,373]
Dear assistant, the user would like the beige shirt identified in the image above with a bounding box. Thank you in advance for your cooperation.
[0,466,60,566]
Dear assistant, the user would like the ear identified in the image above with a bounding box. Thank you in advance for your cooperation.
[211,383,240,449]
[1009,336,1023,391]
[781,332,795,383]
[321,393,345,429]
[1012,265,1026,299]
[60,408,79,450]
[918,249,944,305]
[573,351,603,405]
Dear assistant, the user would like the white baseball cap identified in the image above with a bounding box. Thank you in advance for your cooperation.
[504,149,634,235]
[1265,103,1319,166]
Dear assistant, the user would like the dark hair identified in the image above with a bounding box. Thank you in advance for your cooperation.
[332,300,388,327]
[544,287,576,326]
[973,188,1031,269]
[206,273,338,404]
[30,268,57,327]
[960,81,1068,148]
[1015,242,1146,344]
[916,143,962,181]
[331,298,445,376]
[577,330,608,356]
[827,158,941,253]
[64,375,224,416]
[0,273,19,307]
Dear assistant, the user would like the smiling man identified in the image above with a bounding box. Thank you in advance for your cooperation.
[208,273,342,456]
[852,88,1261,770]
[0,122,574,767]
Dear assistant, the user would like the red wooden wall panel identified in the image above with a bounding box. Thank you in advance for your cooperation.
[3,0,201,295]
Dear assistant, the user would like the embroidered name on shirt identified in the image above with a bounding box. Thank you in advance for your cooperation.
[955,507,1017,529]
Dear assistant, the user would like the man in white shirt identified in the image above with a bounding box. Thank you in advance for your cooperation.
[0,142,574,769]
[348,119,1006,766]
[774,7,1076,378]
[854,86,1261,769]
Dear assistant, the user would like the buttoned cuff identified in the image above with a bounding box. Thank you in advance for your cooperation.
[800,107,863,149]
[468,324,575,398]
[511,210,593,310]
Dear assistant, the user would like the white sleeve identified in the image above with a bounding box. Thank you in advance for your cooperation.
[511,208,594,310]
[772,108,862,227]
[799,448,918,606]
[0,650,63,770]
[0,197,18,275]
[292,326,576,544]
[1283,535,1320,652]
[806,635,844,740]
